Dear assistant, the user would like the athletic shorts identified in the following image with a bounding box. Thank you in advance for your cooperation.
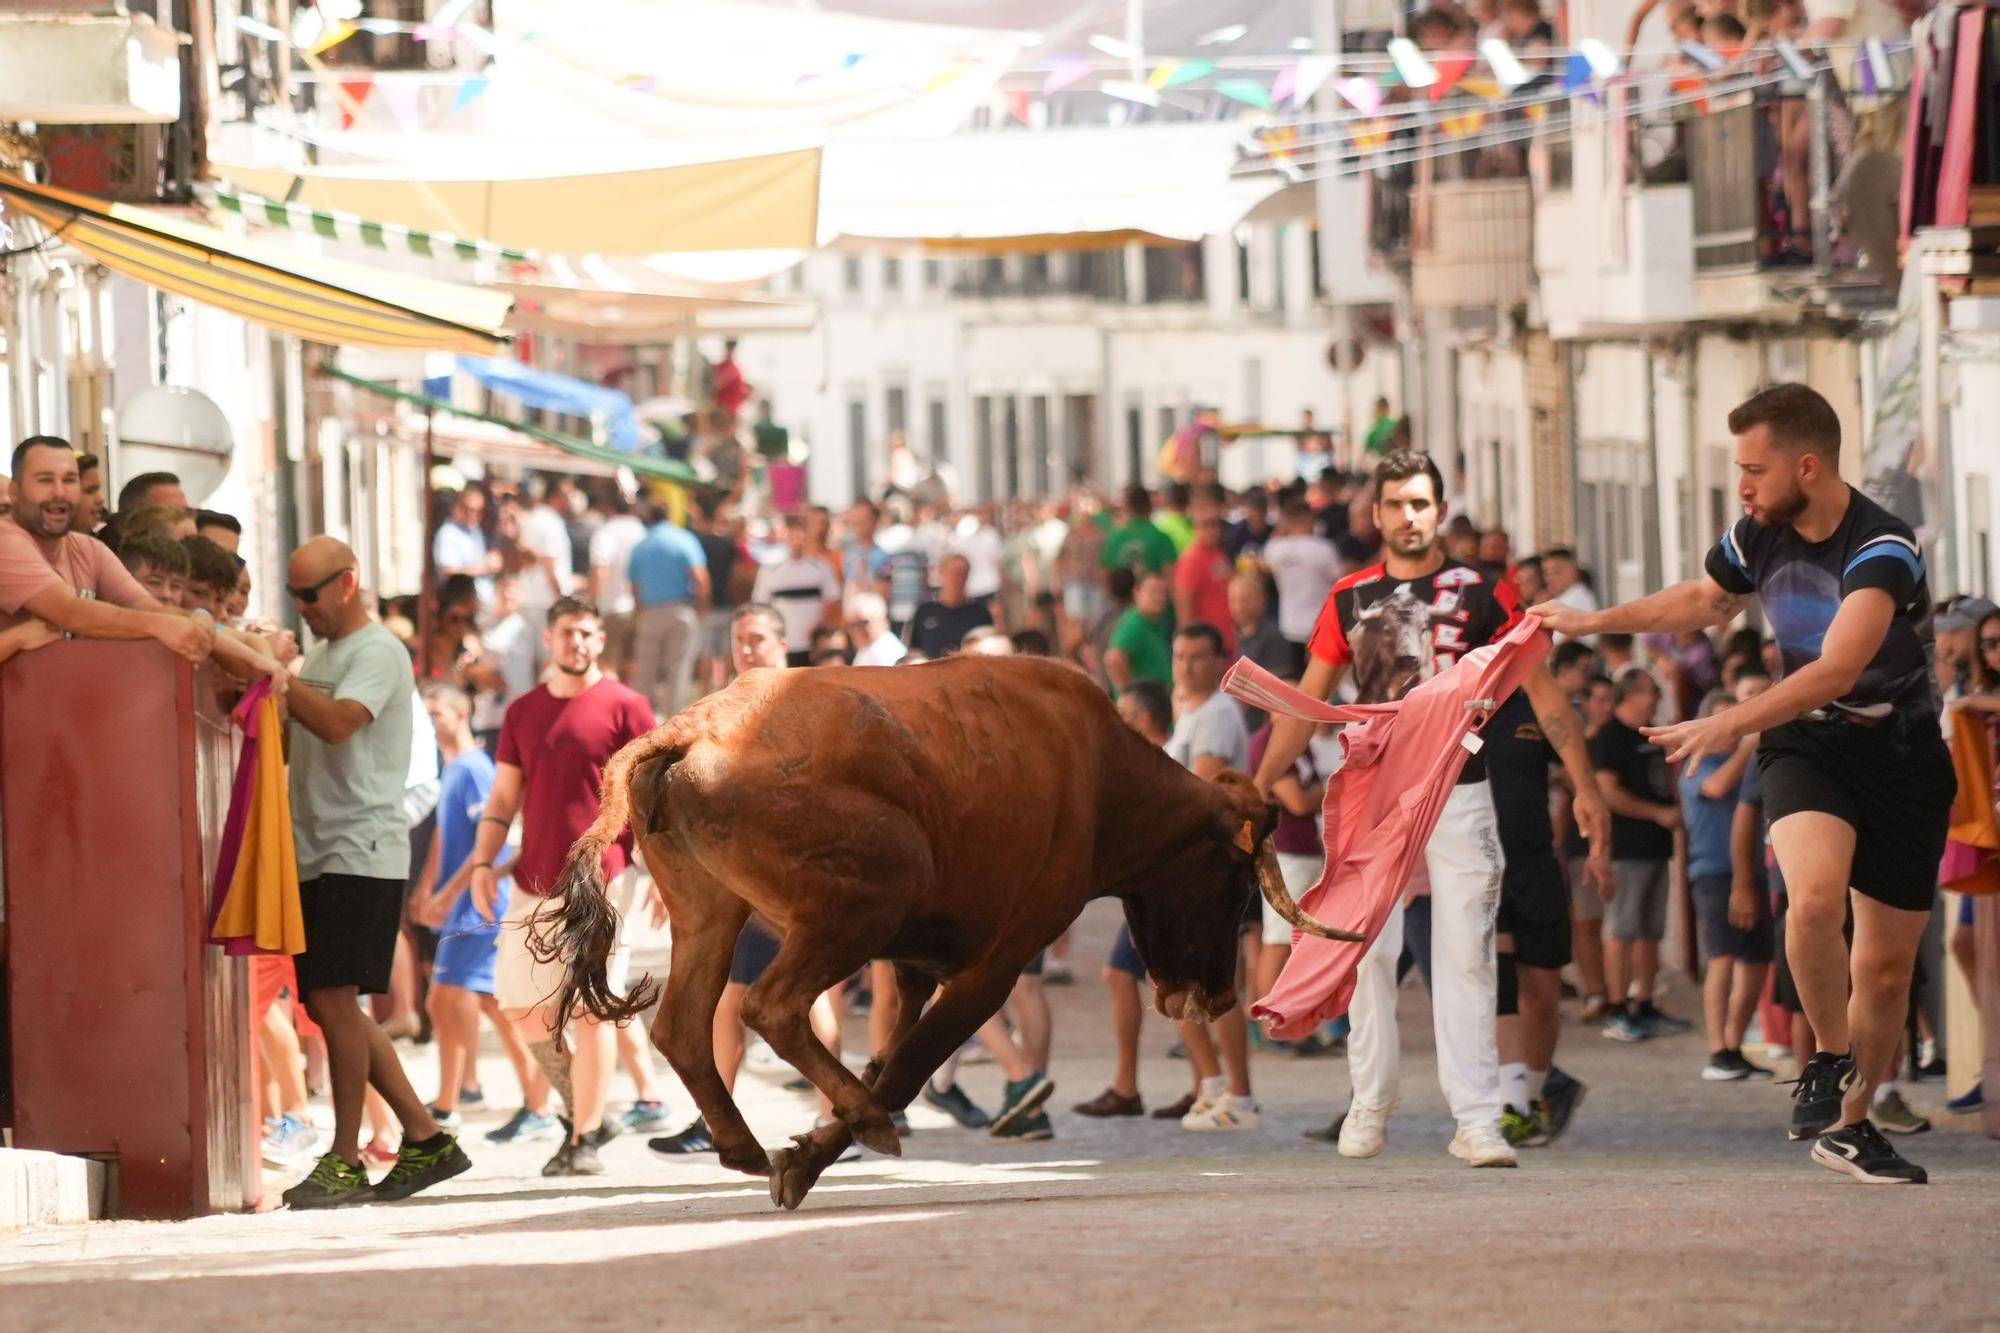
[731,919,781,986]
[1263,852,1325,947]
[495,869,640,1012]
[1758,715,1954,914]
[1108,923,1147,980]
[1690,873,1774,965]
[1497,847,1573,969]
[295,873,405,998]
[1609,860,1670,942]
[1568,855,1605,923]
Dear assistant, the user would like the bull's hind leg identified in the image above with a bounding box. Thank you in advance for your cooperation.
[650,894,768,1176]
[740,928,902,1160]
[862,963,939,1084]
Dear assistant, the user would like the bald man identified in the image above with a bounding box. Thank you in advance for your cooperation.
[280,537,470,1208]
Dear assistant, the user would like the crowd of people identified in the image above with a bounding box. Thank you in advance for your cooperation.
[0,377,1988,1202]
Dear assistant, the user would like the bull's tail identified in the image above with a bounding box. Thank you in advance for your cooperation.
[526,720,692,1037]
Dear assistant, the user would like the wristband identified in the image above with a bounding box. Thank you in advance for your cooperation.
[479,815,510,828]
[470,861,494,872]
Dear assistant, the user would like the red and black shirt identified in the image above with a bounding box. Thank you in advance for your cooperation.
[1307,557,1524,781]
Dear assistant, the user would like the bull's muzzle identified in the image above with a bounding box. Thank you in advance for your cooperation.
[1256,841,1366,943]
[1152,983,1239,1022]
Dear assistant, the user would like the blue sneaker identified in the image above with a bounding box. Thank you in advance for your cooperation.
[485,1107,563,1144]
[458,1087,487,1107]
[988,1071,1054,1136]
[623,1099,671,1131]
[1602,1011,1649,1043]
[1947,1082,1984,1114]
[261,1113,320,1167]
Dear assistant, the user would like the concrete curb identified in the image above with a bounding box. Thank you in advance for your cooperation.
[0,1148,108,1230]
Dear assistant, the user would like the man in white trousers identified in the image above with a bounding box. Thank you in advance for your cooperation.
[1253,450,1608,1167]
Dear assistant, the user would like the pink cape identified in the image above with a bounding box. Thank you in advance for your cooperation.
[1224,616,1553,1038]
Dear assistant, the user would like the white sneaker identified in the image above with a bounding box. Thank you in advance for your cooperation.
[1449,1123,1519,1168]
[1337,1101,1394,1158]
[1181,1092,1261,1131]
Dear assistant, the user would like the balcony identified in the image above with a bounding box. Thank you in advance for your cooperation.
[1535,114,1698,337]
[1411,177,1535,311]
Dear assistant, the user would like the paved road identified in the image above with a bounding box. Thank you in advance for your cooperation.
[5,900,1996,1329]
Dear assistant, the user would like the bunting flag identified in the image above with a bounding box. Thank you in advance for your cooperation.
[1102,79,1162,107]
[925,65,968,93]
[309,20,358,54]
[1336,76,1383,114]
[1043,56,1092,94]
[1429,54,1476,100]
[1293,55,1339,105]
[1004,88,1032,124]
[376,80,421,134]
[199,184,536,263]
[1163,58,1217,89]
[338,77,375,129]
[1147,58,1181,89]
[1481,37,1530,89]
[1561,52,1593,92]
[451,74,490,112]
[1387,39,1437,88]
[1215,79,1274,109]
[1272,62,1299,105]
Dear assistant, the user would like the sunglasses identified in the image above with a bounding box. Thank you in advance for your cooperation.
[288,566,353,604]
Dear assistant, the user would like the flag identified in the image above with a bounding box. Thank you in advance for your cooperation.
[1147,58,1180,89]
[310,20,357,54]
[1336,77,1383,114]
[1043,55,1092,95]
[1294,55,1338,105]
[338,78,375,130]
[452,75,490,113]
[1163,58,1216,89]
[1562,52,1593,92]
[1216,79,1274,109]
[1272,62,1299,105]
[377,81,421,134]
[1429,54,1475,100]
[1004,89,1032,124]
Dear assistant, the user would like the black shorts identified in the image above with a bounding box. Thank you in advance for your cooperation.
[1497,848,1572,969]
[730,920,781,986]
[1691,873,1774,964]
[1758,715,1953,913]
[295,873,405,998]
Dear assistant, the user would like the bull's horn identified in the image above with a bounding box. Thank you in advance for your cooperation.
[1256,840,1366,943]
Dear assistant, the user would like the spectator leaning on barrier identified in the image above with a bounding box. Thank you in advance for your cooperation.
[278,536,468,1209]
[0,437,285,687]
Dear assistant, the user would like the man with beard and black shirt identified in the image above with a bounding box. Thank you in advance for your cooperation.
[1534,383,1952,1185]
[1255,449,1608,1169]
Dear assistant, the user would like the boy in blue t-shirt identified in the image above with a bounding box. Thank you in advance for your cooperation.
[412,684,552,1140]
[1680,688,1774,1082]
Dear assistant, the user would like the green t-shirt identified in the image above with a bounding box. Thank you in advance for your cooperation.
[1153,511,1194,554]
[1364,415,1397,455]
[1108,608,1174,689]
[1100,520,1179,574]
[752,420,790,460]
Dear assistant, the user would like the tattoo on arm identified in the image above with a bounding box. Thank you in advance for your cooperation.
[1540,705,1574,750]
[1707,591,1748,620]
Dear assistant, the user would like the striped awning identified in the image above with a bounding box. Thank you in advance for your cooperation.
[0,174,511,355]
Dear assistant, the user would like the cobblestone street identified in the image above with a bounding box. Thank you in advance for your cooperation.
[4,900,1995,1330]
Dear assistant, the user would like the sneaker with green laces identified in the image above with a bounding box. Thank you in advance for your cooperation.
[1499,1103,1544,1148]
[282,1152,374,1210]
[371,1132,472,1202]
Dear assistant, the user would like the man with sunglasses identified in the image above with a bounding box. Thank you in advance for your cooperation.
[280,536,470,1208]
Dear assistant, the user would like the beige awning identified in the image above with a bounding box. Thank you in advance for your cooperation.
[215,147,821,256]
[497,276,818,344]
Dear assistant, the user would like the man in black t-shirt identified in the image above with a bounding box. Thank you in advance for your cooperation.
[1532,383,1951,1186]
[906,553,994,659]
[1587,671,1690,1043]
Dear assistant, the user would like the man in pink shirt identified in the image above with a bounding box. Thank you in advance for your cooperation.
[1252,449,1608,1169]
[0,437,283,686]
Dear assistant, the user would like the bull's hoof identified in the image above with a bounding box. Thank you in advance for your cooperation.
[767,1147,816,1211]
[846,1110,904,1159]
[719,1144,772,1177]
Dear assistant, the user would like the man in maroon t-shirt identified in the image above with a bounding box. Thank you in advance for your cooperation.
[1174,497,1240,653]
[466,596,656,1176]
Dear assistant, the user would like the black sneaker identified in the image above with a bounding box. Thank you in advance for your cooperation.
[484,1107,562,1144]
[1787,1050,1857,1141]
[922,1082,993,1129]
[1538,1067,1586,1145]
[542,1139,605,1177]
[1302,1111,1346,1144]
[373,1133,472,1202]
[282,1151,374,1210]
[1007,1110,1054,1141]
[1732,1048,1775,1079]
[1810,1119,1928,1183]
[1703,1049,1751,1082]
[648,1117,716,1156]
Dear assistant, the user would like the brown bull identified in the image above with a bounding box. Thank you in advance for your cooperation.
[531,656,1354,1210]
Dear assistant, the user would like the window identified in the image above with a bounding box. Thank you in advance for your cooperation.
[1309,225,1325,298]
[974,395,996,501]
[1002,396,1023,499]
[1022,253,1050,294]
[926,393,948,468]
[924,257,942,289]
[1236,236,1252,302]
[885,383,908,437]
[883,256,903,295]
[846,391,868,502]
[842,255,864,294]
[1142,243,1206,303]
[1028,394,1052,496]
[1064,394,1098,488]
[1124,402,1145,487]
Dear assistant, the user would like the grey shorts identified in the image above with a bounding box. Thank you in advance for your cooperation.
[1569,855,1603,923]
[1609,859,1670,942]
